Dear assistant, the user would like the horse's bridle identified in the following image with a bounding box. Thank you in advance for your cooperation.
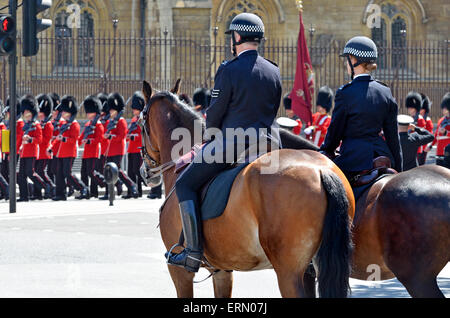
[139,98,175,186]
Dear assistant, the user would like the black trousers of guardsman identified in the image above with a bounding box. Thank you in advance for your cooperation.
[81,158,106,197]
[55,158,86,198]
[18,157,47,200]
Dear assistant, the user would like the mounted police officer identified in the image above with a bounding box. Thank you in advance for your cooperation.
[320,36,403,180]
[165,12,282,273]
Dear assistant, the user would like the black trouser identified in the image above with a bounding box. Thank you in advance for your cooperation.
[48,158,58,184]
[55,157,86,197]
[106,155,135,190]
[127,152,143,195]
[417,152,427,166]
[1,154,10,182]
[18,157,46,200]
[81,158,106,196]
[0,172,8,197]
[34,159,55,192]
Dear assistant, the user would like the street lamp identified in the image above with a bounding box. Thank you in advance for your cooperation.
[309,23,315,46]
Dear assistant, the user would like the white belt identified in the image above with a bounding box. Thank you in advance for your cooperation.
[436,136,450,140]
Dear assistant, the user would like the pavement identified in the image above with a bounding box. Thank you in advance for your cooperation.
[0,196,448,298]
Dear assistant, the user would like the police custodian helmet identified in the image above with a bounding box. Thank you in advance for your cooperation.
[225,12,265,56]
[341,36,378,80]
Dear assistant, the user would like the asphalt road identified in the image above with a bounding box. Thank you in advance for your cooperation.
[0,197,448,298]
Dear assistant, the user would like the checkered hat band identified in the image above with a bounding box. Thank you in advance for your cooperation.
[343,47,377,58]
[229,24,264,33]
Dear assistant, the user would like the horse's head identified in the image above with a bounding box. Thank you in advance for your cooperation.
[139,79,204,186]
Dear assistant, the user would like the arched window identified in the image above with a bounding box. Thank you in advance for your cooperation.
[391,16,407,68]
[371,18,387,69]
[54,0,96,70]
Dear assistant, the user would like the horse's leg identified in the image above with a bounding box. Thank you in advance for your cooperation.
[212,270,233,298]
[303,263,317,298]
[397,275,444,298]
[273,267,307,298]
[167,266,195,298]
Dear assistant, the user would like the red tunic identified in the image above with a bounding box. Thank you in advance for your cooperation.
[78,121,104,159]
[105,117,127,157]
[50,118,65,158]
[310,112,331,147]
[126,116,142,154]
[38,121,54,160]
[431,116,450,156]
[19,122,42,158]
[56,121,80,158]
[100,121,110,156]
[416,115,427,154]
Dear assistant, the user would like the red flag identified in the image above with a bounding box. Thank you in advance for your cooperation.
[290,12,314,124]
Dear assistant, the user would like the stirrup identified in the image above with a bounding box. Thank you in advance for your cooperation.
[165,242,183,264]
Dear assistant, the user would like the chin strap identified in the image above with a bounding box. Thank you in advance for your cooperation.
[347,55,366,81]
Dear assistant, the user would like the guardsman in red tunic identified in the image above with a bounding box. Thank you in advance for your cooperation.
[77,95,106,199]
[47,93,61,186]
[1,98,22,184]
[51,95,89,201]
[102,92,138,200]
[405,91,427,160]
[125,91,145,199]
[304,86,333,147]
[17,95,47,202]
[33,94,55,200]
[418,93,433,165]
[282,93,302,135]
[427,93,450,167]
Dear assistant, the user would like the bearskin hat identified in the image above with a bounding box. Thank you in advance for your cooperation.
[107,92,125,112]
[179,93,194,107]
[405,91,422,112]
[131,91,145,111]
[420,93,431,115]
[59,95,78,116]
[283,93,291,110]
[83,95,102,114]
[97,92,109,113]
[49,92,60,108]
[36,93,54,117]
[192,88,208,109]
[316,86,334,113]
[19,94,39,117]
[5,95,21,118]
[441,92,450,111]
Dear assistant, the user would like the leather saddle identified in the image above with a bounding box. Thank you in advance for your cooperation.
[350,156,397,188]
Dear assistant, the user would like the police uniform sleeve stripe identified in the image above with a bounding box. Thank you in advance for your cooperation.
[206,67,232,131]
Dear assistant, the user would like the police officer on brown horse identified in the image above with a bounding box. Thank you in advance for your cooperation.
[165,12,282,272]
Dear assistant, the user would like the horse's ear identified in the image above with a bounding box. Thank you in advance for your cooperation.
[142,80,153,103]
[171,78,181,95]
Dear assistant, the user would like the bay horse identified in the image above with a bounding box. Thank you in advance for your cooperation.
[302,164,450,298]
[140,80,355,298]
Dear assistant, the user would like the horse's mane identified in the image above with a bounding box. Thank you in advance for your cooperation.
[150,91,205,135]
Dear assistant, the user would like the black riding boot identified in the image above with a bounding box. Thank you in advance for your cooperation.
[165,200,203,273]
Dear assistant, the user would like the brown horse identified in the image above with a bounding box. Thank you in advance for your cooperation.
[302,164,450,298]
[140,80,355,298]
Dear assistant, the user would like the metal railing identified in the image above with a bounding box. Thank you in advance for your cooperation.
[0,30,448,121]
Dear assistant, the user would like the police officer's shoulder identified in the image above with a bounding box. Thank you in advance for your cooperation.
[263,57,278,67]
[337,81,352,92]
[375,79,389,87]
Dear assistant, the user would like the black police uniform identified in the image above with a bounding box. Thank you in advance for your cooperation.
[320,74,403,174]
[399,127,434,171]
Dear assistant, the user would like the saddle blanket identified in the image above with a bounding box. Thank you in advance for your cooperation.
[352,174,390,202]
[200,162,250,220]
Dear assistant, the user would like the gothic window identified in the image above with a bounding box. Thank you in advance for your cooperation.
[54,0,96,70]
[371,18,387,69]
[391,16,407,68]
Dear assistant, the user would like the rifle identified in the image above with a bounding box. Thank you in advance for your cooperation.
[52,111,63,132]
[126,119,139,138]
[39,99,52,126]
[58,113,77,137]
[105,110,124,135]
[100,101,110,124]
[81,113,101,141]
[23,114,38,137]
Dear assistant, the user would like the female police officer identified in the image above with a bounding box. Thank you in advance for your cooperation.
[320,36,402,180]
[165,13,282,273]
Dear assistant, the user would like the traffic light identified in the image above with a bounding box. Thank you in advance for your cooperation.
[22,0,52,57]
[0,15,15,56]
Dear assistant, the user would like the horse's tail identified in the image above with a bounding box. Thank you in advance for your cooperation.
[316,170,353,298]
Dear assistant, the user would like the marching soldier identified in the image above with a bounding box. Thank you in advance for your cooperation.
[47,93,61,186]
[320,36,403,179]
[304,86,333,147]
[33,94,55,200]
[17,95,46,202]
[166,12,282,272]
[405,91,427,163]
[0,107,7,200]
[103,92,138,200]
[1,98,22,184]
[77,95,106,199]
[51,95,89,201]
[427,92,450,168]
[418,93,433,165]
[125,91,145,199]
